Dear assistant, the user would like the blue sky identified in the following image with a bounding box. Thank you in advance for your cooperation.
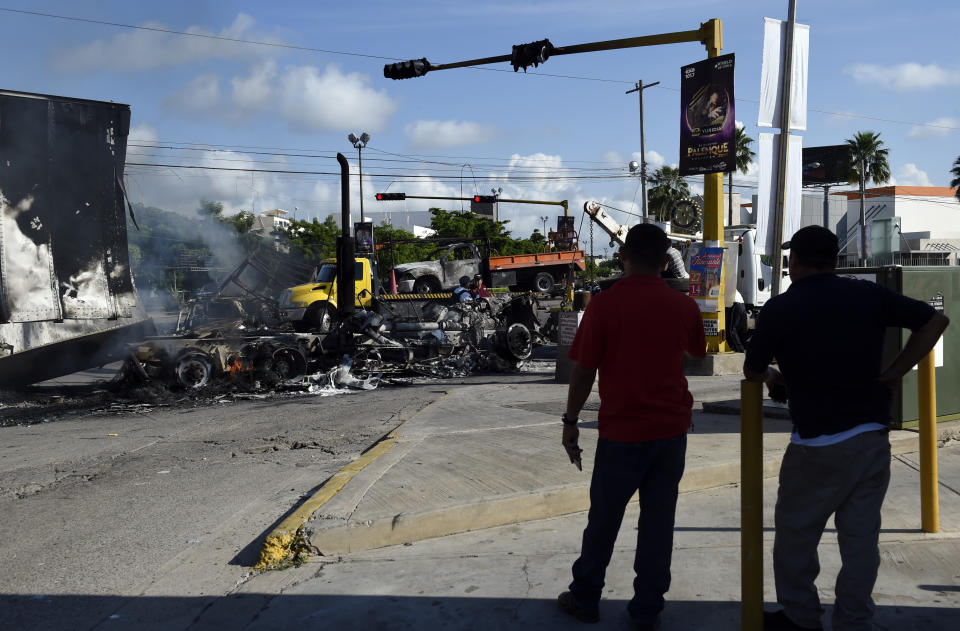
[1,1,958,244]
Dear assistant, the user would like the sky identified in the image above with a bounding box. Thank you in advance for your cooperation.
[1,0,958,251]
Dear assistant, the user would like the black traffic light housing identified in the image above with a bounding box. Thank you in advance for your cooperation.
[376,192,406,201]
[511,39,554,72]
[383,58,431,80]
[473,195,497,203]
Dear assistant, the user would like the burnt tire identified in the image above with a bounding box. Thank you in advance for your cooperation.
[532,272,554,293]
[305,302,334,334]
[412,277,441,294]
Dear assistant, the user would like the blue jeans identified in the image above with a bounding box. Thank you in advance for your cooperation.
[569,433,687,623]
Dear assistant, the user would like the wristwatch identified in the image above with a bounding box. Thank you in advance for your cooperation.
[562,412,578,426]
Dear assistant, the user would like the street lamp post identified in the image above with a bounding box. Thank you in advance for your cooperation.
[348,132,371,222]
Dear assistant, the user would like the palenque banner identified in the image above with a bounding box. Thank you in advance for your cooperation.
[679,53,736,176]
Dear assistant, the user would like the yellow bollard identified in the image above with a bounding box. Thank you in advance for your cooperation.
[740,379,764,631]
[918,350,939,533]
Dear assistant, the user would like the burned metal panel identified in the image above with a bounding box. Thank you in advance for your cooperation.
[0,90,150,387]
[0,90,134,323]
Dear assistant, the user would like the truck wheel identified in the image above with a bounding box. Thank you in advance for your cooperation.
[413,277,441,294]
[305,302,333,333]
[532,272,554,293]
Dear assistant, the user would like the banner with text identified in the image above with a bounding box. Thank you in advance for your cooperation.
[689,247,725,312]
[680,53,736,176]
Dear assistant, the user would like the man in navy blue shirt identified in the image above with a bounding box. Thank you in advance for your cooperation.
[744,226,949,631]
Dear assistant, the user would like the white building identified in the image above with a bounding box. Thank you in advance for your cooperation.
[253,209,291,250]
[839,186,960,264]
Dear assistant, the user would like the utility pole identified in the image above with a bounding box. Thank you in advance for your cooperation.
[859,157,867,266]
[770,0,798,297]
[625,79,659,220]
[822,184,831,230]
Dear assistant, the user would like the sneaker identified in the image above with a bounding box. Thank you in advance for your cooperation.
[557,591,600,623]
[763,609,823,630]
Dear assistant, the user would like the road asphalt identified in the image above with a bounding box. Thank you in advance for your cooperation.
[3,359,958,630]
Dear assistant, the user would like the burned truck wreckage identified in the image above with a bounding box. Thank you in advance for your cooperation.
[122,292,542,392]
[119,151,543,393]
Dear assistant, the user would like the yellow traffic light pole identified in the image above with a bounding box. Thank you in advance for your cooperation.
[384,19,730,352]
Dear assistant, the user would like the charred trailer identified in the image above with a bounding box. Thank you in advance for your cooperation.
[0,89,155,386]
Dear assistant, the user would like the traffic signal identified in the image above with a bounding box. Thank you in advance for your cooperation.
[383,58,431,80]
[376,192,406,201]
[511,39,554,73]
[473,195,497,203]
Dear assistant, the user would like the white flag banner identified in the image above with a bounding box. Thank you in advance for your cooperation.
[758,17,809,130]
[756,133,803,255]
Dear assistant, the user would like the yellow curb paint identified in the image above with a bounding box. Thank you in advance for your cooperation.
[254,393,447,570]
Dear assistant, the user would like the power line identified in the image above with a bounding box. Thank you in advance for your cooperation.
[7,6,955,134]
[0,6,399,61]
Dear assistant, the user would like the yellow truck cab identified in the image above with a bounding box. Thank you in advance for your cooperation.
[279,258,375,332]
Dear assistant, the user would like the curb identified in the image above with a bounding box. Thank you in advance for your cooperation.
[253,393,447,570]
[304,427,938,557]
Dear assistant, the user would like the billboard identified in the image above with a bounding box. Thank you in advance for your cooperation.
[354,221,374,255]
[679,53,736,176]
[556,216,576,250]
[802,144,852,186]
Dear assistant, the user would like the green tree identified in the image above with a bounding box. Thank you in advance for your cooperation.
[648,166,690,223]
[529,229,546,247]
[197,199,224,218]
[951,156,960,203]
[428,208,541,256]
[846,131,891,263]
[281,215,341,265]
[729,126,755,225]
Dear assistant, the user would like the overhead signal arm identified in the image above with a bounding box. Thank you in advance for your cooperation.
[383,20,721,79]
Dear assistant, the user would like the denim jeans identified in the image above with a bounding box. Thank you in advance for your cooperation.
[569,433,687,623]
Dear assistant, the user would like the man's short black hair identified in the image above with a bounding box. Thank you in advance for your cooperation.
[783,225,839,269]
[458,275,471,287]
[622,223,670,269]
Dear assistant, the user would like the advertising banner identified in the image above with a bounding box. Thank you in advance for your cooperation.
[556,216,576,250]
[354,221,374,255]
[758,17,810,131]
[680,53,736,176]
[689,247,725,312]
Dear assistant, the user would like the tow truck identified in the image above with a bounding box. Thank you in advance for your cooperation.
[582,201,783,322]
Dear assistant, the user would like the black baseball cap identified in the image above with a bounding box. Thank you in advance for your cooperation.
[782,225,839,266]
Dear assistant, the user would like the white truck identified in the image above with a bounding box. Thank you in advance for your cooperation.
[582,201,787,324]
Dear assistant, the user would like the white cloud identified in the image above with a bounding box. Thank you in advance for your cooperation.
[908,116,958,139]
[231,61,277,116]
[164,63,397,132]
[897,163,932,187]
[278,65,397,132]
[166,74,222,114]
[846,63,960,91]
[53,14,284,71]
[631,150,666,170]
[404,120,497,148]
[128,123,158,144]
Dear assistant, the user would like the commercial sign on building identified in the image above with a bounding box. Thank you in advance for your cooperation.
[679,53,736,176]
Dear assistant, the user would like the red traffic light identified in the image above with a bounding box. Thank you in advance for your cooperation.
[473,195,497,203]
[376,192,405,201]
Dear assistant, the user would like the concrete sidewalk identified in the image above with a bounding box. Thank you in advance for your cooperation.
[235,446,960,630]
[280,373,955,559]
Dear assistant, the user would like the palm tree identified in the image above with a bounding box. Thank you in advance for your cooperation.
[845,131,891,265]
[729,126,755,225]
[951,156,960,203]
[648,166,690,223]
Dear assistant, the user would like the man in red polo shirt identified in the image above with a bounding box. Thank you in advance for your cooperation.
[557,223,706,629]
